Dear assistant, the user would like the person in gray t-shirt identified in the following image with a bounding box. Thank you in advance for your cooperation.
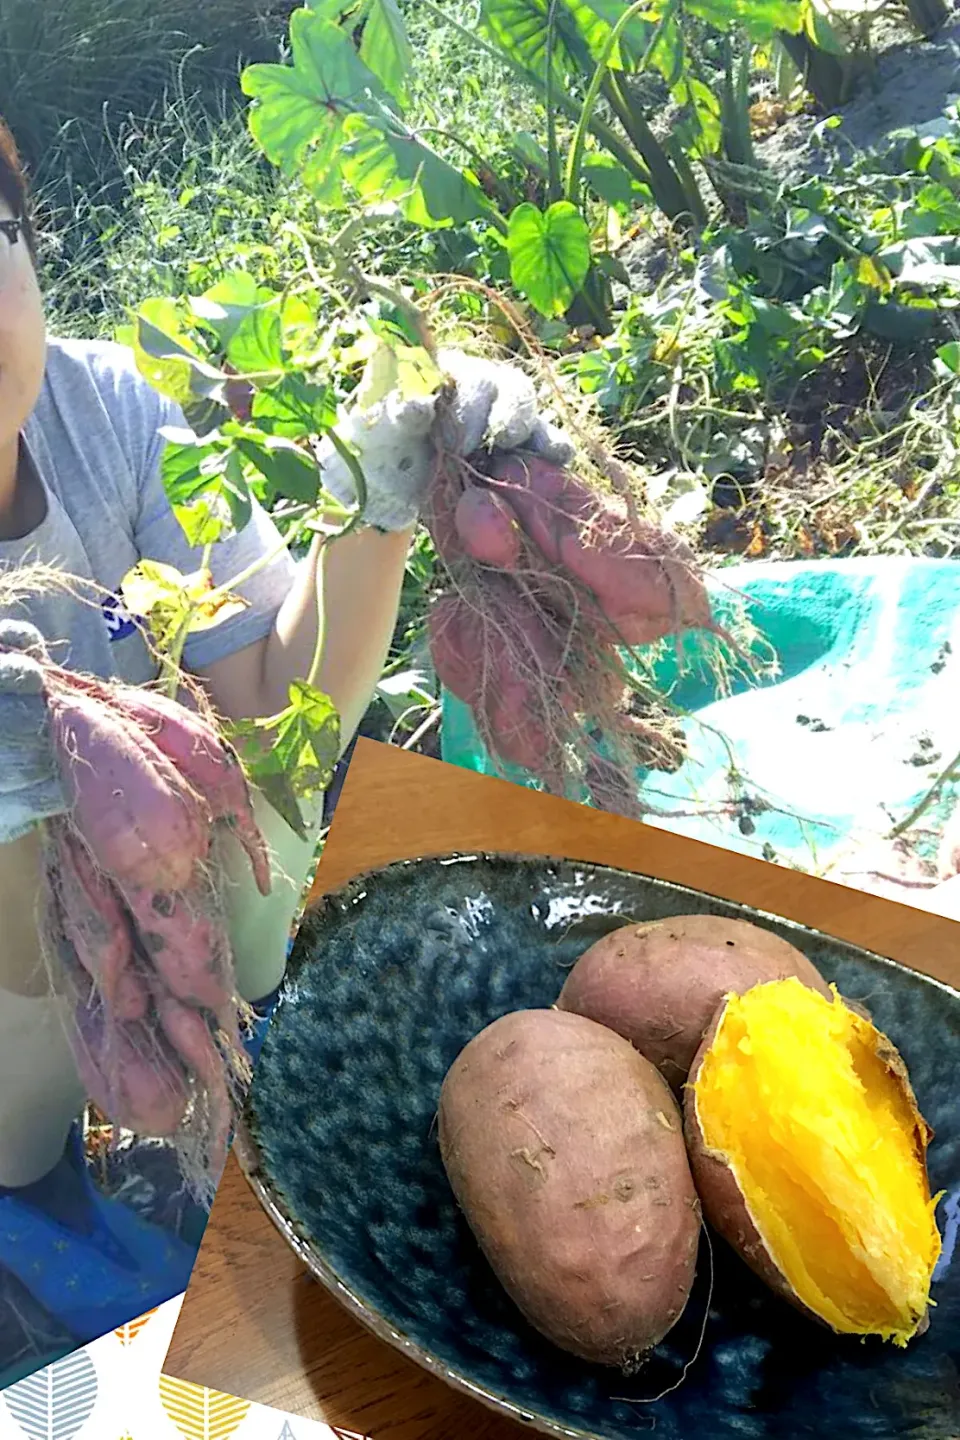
[0,117,572,1366]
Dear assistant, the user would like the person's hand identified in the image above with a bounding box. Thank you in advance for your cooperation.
[316,349,575,533]
[0,619,66,845]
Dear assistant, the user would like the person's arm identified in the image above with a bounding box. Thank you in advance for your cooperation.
[196,523,414,1003]
[196,523,414,734]
[129,374,419,1001]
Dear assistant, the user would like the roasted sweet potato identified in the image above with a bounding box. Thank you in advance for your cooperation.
[438,1008,701,1368]
[557,914,832,1089]
[684,978,942,1346]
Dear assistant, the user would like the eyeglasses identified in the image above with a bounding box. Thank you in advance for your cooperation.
[0,218,24,291]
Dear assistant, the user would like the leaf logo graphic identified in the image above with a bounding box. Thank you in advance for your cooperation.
[158,1378,250,1440]
[3,1350,98,1440]
[114,1313,157,1342]
[115,1309,158,1345]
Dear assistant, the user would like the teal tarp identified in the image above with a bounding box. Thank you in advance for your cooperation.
[440,558,960,878]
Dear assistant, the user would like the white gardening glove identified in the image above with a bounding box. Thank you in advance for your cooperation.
[0,620,67,846]
[316,349,575,533]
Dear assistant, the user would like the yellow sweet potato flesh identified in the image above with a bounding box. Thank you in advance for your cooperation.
[693,978,941,1345]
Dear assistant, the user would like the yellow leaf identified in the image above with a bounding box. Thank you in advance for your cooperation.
[115,1308,157,1344]
[338,330,381,369]
[158,1377,250,1440]
[122,560,191,617]
[606,206,621,251]
[746,522,767,557]
[182,568,249,630]
[355,339,444,411]
[394,345,445,401]
[652,331,680,364]
[857,255,892,292]
[355,342,399,410]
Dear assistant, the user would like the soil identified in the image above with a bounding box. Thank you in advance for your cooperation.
[757,20,960,183]
[618,22,960,293]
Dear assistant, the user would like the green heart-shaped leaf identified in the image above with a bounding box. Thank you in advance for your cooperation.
[507,201,592,317]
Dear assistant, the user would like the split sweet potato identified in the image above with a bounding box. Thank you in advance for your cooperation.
[685,978,942,1347]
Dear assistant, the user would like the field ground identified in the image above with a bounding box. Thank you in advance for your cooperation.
[8,0,960,771]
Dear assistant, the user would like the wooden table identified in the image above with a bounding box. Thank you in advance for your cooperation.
[163,738,960,1437]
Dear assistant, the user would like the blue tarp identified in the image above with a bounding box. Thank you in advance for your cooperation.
[441,558,960,877]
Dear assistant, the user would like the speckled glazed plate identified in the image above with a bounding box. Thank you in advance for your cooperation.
[235,854,960,1440]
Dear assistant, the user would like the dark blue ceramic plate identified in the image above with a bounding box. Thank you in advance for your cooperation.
[237,854,960,1440]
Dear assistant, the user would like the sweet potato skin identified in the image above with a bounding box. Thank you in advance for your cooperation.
[73,1004,189,1138]
[48,688,210,892]
[485,452,712,645]
[54,826,148,1022]
[455,486,523,570]
[557,915,831,1090]
[428,594,484,708]
[438,1008,700,1368]
[124,884,232,1015]
[103,686,272,897]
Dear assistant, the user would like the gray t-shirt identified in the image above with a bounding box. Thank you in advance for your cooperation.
[0,336,298,680]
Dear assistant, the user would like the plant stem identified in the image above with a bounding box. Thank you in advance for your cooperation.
[161,614,194,698]
[203,517,310,609]
[545,0,563,203]
[565,0,671,205]
[415,126,520,211]
[889,747,960,839]
[324,428,370,540]
[416,0,653,191]
[306,542,327,692]
[604,73,702,225]
[904,0,948,38]
[401,703,441,752]
[776,30,849,112]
